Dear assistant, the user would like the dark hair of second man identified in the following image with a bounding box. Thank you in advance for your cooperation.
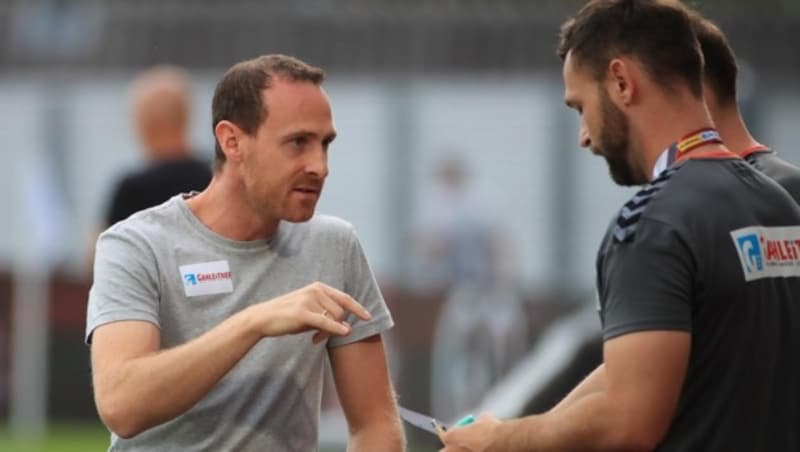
[688,13,739,107]
[211,54,326,172]
[557,0,704,99]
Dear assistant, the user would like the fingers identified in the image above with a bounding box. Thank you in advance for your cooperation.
[308,287,348,344]
[309,313,331,344]
[311,308,334,344]
[304,309,351,337]
[317,284,371,321]
[314,289,347,322]
[283,282,371,344]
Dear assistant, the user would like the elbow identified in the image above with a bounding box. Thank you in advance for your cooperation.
[96,397,147,439]
[349,418,406,452]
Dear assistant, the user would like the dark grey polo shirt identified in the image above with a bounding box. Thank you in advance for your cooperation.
[596,157,800,451]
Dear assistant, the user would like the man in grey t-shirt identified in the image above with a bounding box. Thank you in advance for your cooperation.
[87,55,405,451]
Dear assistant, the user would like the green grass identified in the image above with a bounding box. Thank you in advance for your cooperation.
[0,422,110,452]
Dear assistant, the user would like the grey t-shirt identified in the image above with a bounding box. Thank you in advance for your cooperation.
[597,157,800,451]
[87,195,394,451]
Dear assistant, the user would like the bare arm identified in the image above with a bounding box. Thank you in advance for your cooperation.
[442,330,690,451]
[329,335,405,452]
[91,282,369,438]
[549,364,606,414]
[92,314,259,438]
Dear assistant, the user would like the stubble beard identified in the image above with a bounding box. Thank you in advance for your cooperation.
[598,89,648,186]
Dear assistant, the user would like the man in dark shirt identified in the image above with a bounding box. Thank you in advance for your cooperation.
[689,11,800,204]
[104,65,211,226]
[441,1,800,451]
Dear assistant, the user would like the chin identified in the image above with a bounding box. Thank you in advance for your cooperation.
[609,167,647,186]
[607,157,648,187]
[283,209,316,223]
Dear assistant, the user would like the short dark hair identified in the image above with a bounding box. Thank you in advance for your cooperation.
[688,12,738,107]
[211,54,326,171]
[558,0,704,99]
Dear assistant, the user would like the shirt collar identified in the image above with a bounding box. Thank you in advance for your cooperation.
[651,148,670,181]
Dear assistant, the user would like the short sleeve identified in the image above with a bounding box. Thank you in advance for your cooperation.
[327,228,394,348]
[85,226,161,344]
[598,217,695,341]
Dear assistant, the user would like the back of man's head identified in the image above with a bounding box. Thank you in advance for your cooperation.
[558,0,704,99]
[210,54,326,172]
[688,12,739,109]
[129,65,192,160]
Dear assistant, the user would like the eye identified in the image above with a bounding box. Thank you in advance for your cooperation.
[290,136,308,149]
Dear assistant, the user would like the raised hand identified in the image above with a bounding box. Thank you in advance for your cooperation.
[248,282,371,342]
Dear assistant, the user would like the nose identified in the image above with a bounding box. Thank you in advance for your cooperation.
[306,145,329,179]
[579,121,591,149]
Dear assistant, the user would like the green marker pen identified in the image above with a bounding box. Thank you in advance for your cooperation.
[453,414,475,427]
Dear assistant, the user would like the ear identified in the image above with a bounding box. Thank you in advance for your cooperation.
[607,58,636,106]
[214,120,245,164]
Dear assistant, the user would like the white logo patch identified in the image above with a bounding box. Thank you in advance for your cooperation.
[179,260,234,297]
[730,226,800,281]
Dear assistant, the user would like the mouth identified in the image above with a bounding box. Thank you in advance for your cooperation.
[292,186,321,197]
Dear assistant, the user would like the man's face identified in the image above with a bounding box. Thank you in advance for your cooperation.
[564,52,644,186]
[238,78,336,223]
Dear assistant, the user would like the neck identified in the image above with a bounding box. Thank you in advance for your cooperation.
[634,95,719,177]
[709,104,761,154]
[185,170,280,241]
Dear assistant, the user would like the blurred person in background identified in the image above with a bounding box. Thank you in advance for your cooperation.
[104,64,211,228]
[88,65,212,269]
[441,0,800,450]
[413,155,503,289]
[689,10,800,203]
[414,154,528,422]
[86,54,403,451]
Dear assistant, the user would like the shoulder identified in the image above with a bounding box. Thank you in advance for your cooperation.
[273,214,361,259]
[611,165,684,243]
[305,214,362,251]
[612,157,769,244]
[102,196,183,243]
[306,214,356,237]
[748,151,800,194]
[276,214,357,248]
